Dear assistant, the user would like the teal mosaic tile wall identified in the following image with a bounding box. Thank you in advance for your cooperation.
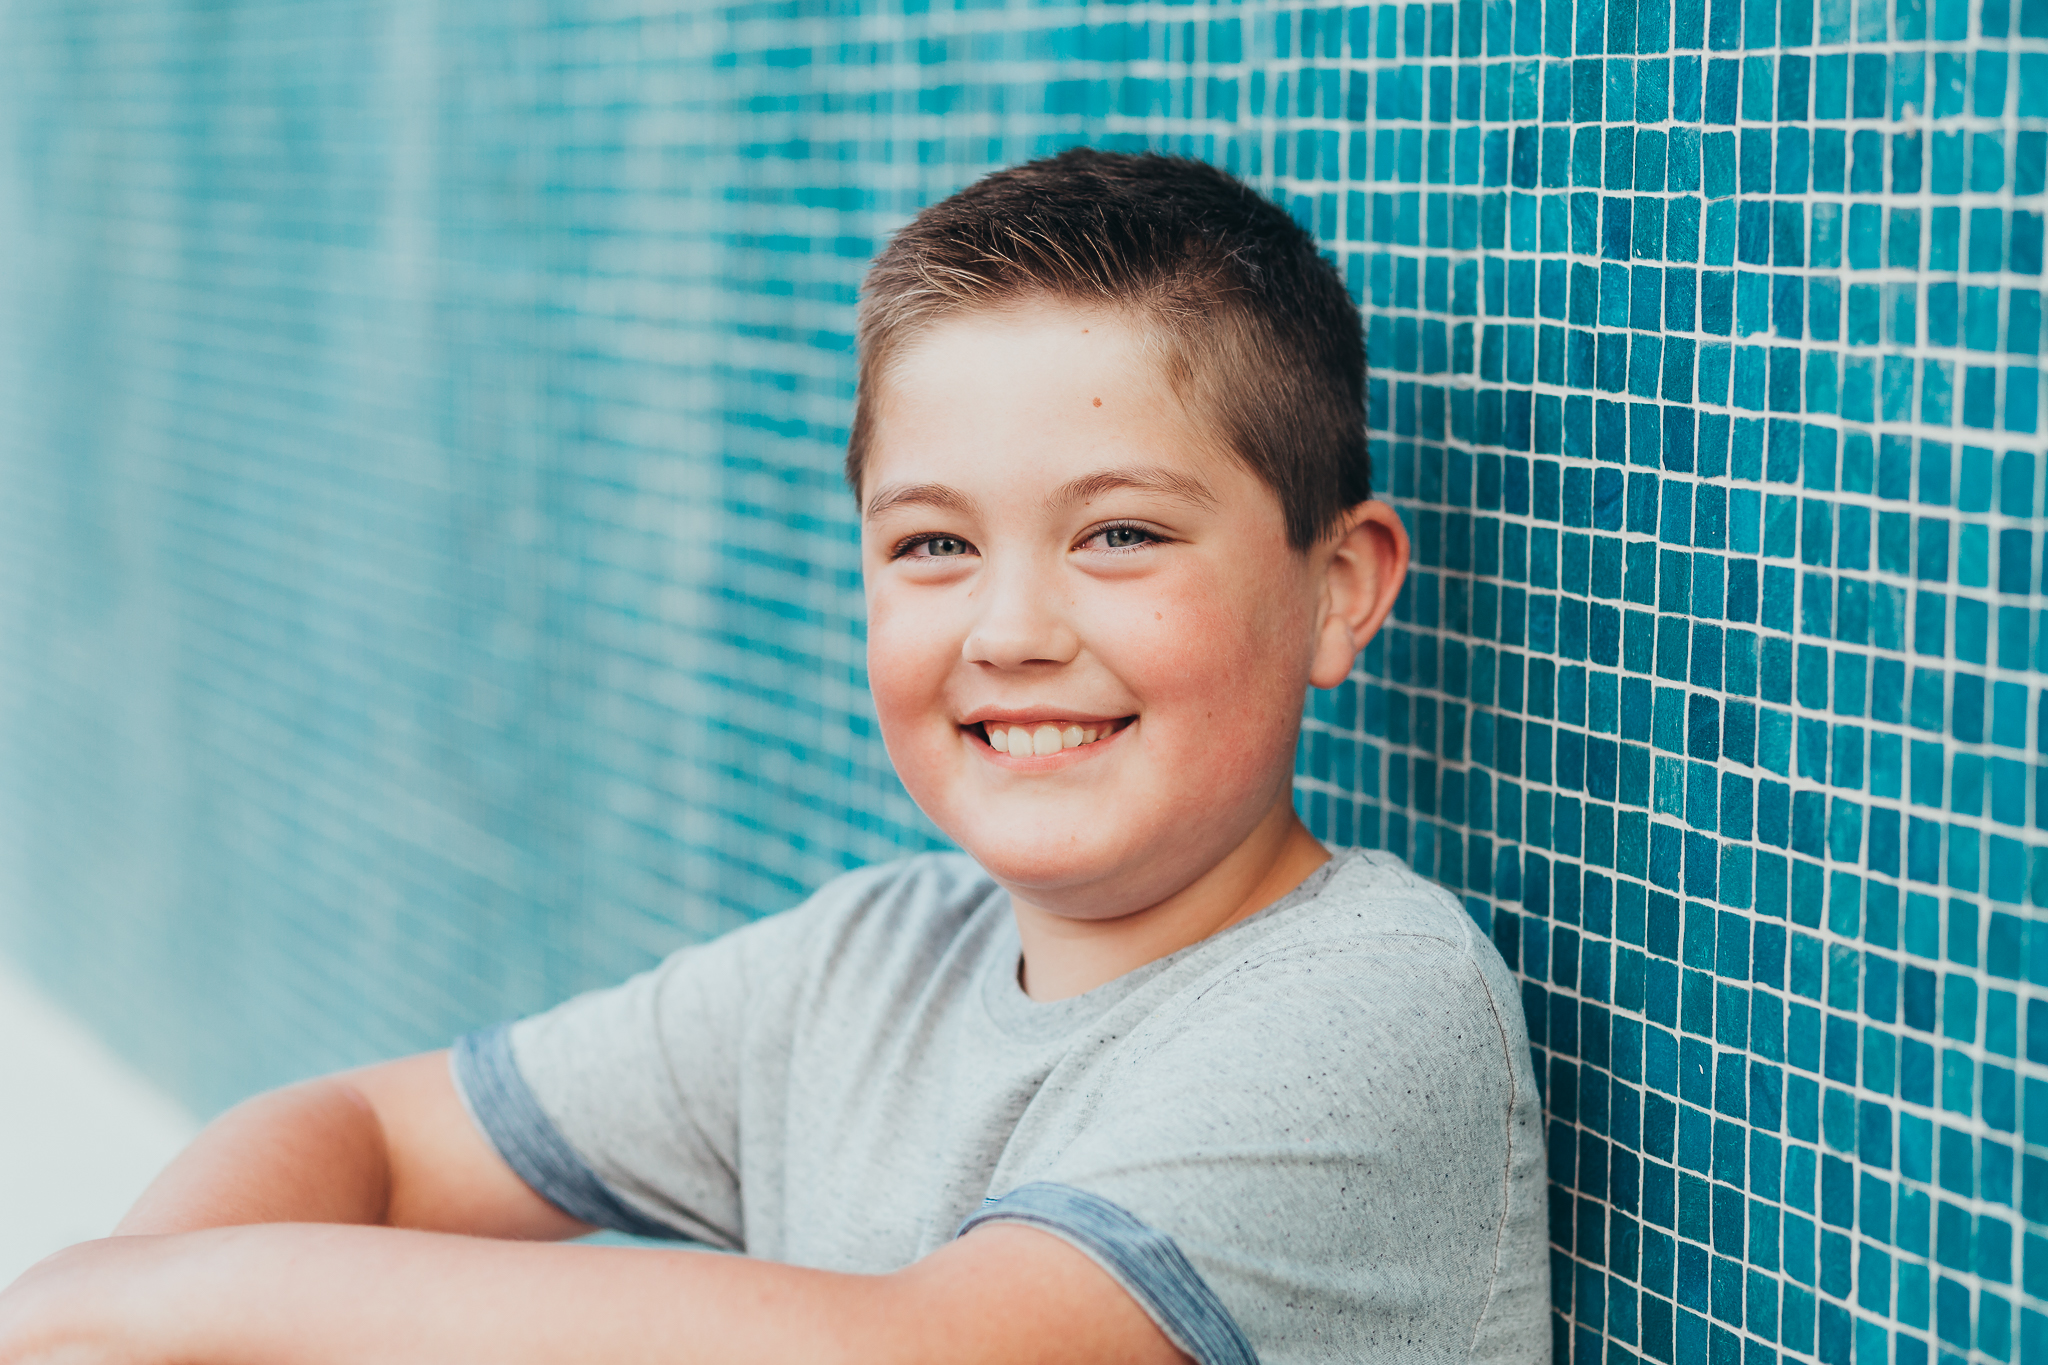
[0,0,2040,1360]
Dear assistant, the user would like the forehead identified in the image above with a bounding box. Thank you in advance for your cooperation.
[882,303,1164,410]
[862,304,1242,503]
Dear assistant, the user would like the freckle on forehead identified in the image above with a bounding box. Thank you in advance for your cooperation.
[1092,397,1102,407]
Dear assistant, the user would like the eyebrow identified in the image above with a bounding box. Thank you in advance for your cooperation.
[862,466,1218,521]
[864,482,982,520]
[1046,466,1218,512]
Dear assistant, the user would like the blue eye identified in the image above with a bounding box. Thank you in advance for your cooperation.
[914,536,971,557]
[1088,524,1158,551]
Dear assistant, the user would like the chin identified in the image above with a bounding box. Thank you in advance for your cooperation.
[964,832,1120,888]
[906,752,1282,916]
[959,813,1237,921]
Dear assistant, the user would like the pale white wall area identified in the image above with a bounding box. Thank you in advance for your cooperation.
[0,957,199,1287]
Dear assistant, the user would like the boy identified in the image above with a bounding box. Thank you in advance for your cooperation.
[0,149,1547,1364]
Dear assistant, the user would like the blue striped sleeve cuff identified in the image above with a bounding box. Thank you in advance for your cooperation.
[450,1023,685,1241]
[957,1182,1258,1365]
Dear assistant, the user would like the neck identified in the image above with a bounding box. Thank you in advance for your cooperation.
[1008,800,1331,1001]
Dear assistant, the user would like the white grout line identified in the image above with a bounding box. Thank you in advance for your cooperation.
[0,956,199,1289]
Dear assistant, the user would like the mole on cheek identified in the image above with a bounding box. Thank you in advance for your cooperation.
[1092,398,1102,407]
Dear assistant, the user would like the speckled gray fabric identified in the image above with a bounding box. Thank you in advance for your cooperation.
[455,849,1550,1364]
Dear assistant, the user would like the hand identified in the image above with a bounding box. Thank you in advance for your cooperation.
[0,1237,182,1365]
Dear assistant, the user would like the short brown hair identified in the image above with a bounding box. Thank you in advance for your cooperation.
[846,148,1370,549]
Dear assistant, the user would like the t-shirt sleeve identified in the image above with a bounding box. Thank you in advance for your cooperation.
[451,906,812,1248]
[960,931,1544,1365]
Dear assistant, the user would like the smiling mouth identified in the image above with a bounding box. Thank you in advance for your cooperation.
[977,718,1133,757]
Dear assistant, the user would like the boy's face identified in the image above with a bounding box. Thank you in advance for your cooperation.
[859,304,1349,920]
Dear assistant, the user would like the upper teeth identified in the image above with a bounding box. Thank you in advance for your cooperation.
[986,722,1108,755]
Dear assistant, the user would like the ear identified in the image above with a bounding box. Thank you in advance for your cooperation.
[1308,500,1411,690]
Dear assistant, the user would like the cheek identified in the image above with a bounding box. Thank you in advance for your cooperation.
[1096,563,1313,746]
[864,589,961,743]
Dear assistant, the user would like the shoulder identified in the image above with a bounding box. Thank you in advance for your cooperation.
[695,850,994,950]
[1218,851,1510,1001]
[1145,851,1529,1076]
[559,851,1000,1021]
[712,851,1005,1003]
[1293,848,1494,954]
[773,850,1002,949]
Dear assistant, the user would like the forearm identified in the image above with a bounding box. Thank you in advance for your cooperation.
[70,1225,889,1365]
[2,1219,1182,1365]
[115,1079,392,1235]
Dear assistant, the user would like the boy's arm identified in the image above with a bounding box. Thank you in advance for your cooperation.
[113,1051,589,1242]
[2,1214,1187,1364]
[8,1052,1189,1363]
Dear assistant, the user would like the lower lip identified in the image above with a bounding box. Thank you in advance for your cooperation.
[972,721,1131,768]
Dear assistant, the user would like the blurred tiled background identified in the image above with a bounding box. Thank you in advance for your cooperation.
[0,959,196,1285]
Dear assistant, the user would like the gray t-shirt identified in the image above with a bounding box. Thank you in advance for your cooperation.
[453,849,1550,1364]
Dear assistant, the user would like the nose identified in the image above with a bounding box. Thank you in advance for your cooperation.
[962,549,1080,670]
